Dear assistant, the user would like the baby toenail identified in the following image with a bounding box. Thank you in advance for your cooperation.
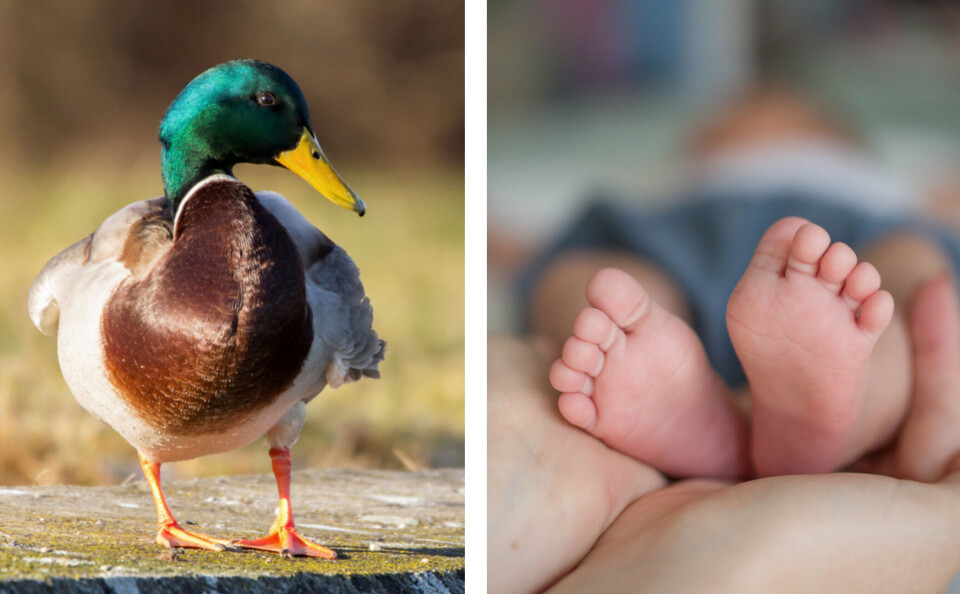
[600,325,619,351]
[592,353,605,377]
[842,293,860,309]
[582,375,594,396]
[787,258,816,275]
[820,279,842,293]
[619,294,651,330]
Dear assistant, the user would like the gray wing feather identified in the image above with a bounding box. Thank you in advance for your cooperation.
[311,247,386,380]
[257,192,385,385]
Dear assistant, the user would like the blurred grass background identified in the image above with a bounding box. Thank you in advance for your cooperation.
[0,1,463,485]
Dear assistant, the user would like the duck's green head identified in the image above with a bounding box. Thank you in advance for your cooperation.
[160,59,364,216]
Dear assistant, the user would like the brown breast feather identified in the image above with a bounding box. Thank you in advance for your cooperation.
[102,181,314,435]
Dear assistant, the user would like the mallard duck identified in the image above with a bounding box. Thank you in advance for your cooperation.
[27,59,384,558]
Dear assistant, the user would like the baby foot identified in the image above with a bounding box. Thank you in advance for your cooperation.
[727,218,894,476]
[550,268,748,478]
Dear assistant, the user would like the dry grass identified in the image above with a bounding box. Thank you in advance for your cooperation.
[0,156,463,486]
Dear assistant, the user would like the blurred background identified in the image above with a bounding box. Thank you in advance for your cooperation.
[0,1,463,485]
[489,0,960,332]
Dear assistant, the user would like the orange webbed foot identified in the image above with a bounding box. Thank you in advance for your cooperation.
[234,527,336,558]
[156,522,240,552]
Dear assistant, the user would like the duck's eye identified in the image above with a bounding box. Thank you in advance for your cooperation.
[256,91,276,107]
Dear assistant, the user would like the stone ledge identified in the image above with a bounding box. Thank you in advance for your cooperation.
[0,571,465,593]
[0,468,464,593]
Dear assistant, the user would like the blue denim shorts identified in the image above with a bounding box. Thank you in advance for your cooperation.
[519,191,960,387]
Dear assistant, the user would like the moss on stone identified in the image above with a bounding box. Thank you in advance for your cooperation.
[0,469,464,586]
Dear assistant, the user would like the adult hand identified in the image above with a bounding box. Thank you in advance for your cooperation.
[488,337,665,594]
[550,468,960,593]
[548,275,960,594]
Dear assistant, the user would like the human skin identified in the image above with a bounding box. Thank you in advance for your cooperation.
[726,218,895,475]
[549,471,960,594]
[491,276,960,593]
[536,229,949,476]
[488,337,665,594]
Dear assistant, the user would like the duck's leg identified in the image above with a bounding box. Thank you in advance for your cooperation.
[233,402,335,558]
[233,447,336,558]
[139,453,238,552]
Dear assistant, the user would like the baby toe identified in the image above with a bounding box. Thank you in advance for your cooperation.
[817,242,857,291]
[750,217,811,274]
[558,392,598,431]
[585,268,652,333]
[842,262,883,309]
[561,336,605,377]
[786,223,832,277]
[857,289,894,338]
[573,307,620,351]
[550,359,594,396]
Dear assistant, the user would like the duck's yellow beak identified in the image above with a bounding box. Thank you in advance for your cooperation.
[276,128,366,216]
